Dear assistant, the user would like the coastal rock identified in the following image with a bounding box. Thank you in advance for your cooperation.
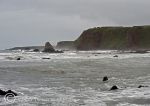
[113,55,118,57]
[138,85,149,88]
[0,89,17,96]
[103,76,108,82]
[42,57,51,59]
[42,42,55,53]
[110,85,118,90]
[17,58,21,60]
[33,49,40,52]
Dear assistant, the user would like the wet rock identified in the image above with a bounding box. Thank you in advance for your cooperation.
[6,90,18,96]
[113,55,118,57]
[138,85,148,88]
[0,89,7,95]
[0,89,17,96]
[103,76,108,82]
[110,85,118,90]
[17,58,21,60]
[42,42,55,53]
[42,58,51,60]
[33,49,39,52]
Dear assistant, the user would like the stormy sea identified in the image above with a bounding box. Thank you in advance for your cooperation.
[0,50,150,106]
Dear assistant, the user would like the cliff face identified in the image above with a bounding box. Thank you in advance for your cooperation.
[75,26,150,50]
[56,41,75,50]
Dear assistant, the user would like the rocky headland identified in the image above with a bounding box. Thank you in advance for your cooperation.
[75,26,150,50]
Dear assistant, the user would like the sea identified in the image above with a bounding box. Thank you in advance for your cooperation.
[0,50,150,106]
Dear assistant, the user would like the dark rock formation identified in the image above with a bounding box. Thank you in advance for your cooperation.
[6,90,18,96]
[74,26,150,50]
[0,89,6,95]
[103,76,108,82]
[17,58,21,60]
[42,42,55,53]
[42,58,51,59]
[33,49,40,52]
[0,89,17,96]
[110,85,119,90]
[42,42,64,53]
[113,55,118,57]
[138,85,149,88]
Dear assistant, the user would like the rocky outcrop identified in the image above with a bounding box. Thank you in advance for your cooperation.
[0,89,17,96]
[74,26,150,50]
[42,42,55,53]
[110,85,119,90]
[33,49,40,52]
[56,41,75,50]
[103,76,108,82]
[42,42,63,53]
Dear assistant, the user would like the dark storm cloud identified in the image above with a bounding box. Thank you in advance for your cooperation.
[0,0,150,49]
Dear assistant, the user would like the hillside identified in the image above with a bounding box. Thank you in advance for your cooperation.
[75,26,150,50]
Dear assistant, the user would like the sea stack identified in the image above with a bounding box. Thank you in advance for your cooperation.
[42,42,55,53]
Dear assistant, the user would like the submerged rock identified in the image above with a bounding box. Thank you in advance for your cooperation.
[103,76,108,82]
[110,85,118,90]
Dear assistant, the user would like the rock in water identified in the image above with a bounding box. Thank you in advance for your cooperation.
[113,55,118,57]
[0,89,6,95]
[6,90,18,96]
[42,42,55,53]
[33,49,39,52]
[0,89,17,96]
[17,58,21,60]
[138,85,148,88]
[110,85,118,90]
[103,76,108,82]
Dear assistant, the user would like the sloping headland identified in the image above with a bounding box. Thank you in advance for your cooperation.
[57,25,150,51]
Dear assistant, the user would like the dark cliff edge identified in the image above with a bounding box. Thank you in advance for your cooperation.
[56,41,75,50]
[74,26,150,50]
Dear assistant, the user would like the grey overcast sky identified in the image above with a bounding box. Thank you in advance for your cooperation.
[0,0,150,49]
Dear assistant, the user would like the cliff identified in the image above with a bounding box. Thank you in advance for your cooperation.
[56,41,75,50]
[75,26,150,50]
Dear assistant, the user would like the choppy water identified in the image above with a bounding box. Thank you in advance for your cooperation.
[0,50,150,106]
